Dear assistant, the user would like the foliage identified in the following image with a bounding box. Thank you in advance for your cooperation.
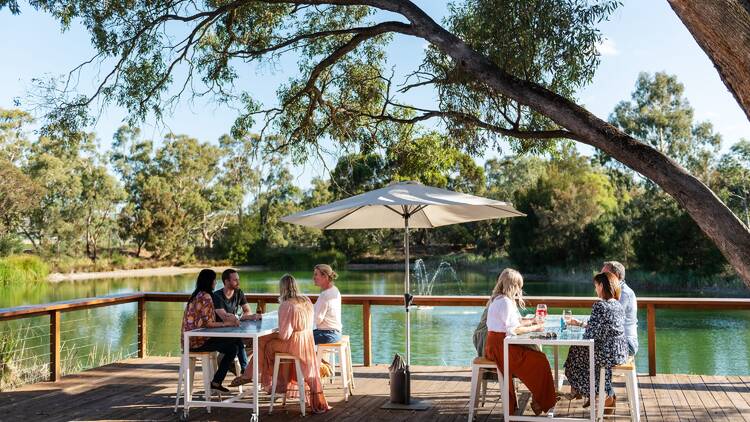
[0,255,49,285]
[508,146,618,269]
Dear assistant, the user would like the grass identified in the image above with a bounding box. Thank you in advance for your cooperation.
[0,323,136,391]
[0,255,49,285]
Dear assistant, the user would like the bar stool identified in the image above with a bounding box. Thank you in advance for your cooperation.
[316,335,354,400]
[174,352,242,413]
[269,353,306,416]
[596,357,640,421]
[174,351,216,413]
[468,356,505,421]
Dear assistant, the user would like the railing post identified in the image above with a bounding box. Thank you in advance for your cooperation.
[49,310,60,382]
[256,300,266,314]
[363,301,372,367]
[647,303,656,376]
[138,298,147,358]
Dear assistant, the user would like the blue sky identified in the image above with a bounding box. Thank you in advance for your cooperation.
[1,0,748,188]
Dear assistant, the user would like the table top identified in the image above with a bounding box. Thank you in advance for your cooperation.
[506,314,592,346]
[184,311,279,338]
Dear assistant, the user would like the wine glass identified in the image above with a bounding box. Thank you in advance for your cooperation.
[535,304,548,324]
[563,309,573,325]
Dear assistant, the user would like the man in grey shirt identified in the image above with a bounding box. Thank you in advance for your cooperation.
[602,261,638,355]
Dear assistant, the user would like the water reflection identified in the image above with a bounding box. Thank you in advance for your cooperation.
[0,269,748,376]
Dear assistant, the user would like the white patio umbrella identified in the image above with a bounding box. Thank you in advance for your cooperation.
[280,181,525,406]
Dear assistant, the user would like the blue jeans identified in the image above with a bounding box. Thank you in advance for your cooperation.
[313,329,342,345]
[627,337,639,356]
[236,339,248,372]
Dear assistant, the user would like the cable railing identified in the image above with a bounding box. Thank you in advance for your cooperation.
[1,292,749,387]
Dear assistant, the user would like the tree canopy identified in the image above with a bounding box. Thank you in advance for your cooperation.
[4,0,750,285]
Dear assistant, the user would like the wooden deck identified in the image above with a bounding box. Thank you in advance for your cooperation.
[1,357,749,421]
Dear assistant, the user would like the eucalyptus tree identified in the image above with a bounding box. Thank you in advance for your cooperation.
[5,0,750,284]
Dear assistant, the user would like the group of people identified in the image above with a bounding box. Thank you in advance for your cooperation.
[473,261,639,416]
[180,260,639,416]
[179,264,343,414]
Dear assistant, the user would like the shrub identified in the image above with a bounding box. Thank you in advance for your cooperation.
[0,255,49,285]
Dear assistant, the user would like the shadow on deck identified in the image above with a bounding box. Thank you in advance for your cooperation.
[1,357,749,421]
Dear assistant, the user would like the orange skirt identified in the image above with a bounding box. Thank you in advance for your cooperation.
[484,331,556,414]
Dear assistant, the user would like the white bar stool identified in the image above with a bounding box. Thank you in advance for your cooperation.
[174,351,242,413]
[174,351,216,413]
[596,357,641,421]
[269,353,306,416]
[468,356,508,421]
[316,334,354,400]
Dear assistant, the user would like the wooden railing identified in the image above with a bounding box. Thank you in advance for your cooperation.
[1,293,749,381]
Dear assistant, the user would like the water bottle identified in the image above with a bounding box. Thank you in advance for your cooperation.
[560,316,566,331]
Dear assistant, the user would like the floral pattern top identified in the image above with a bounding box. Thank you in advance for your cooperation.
[180,291,215,350]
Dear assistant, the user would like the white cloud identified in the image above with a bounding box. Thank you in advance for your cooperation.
[596,38,619,56]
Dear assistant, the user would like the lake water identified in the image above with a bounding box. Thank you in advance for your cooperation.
[1,268,749,381]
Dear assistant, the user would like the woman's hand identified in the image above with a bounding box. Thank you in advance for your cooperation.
[531,323,545,332]
[568,318,583,327]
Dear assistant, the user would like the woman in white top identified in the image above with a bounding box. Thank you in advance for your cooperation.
[484,269,557,416]
[312,264,342,345]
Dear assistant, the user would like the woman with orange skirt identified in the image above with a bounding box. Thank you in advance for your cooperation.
[484,269,557,415]
[231,274,330,413]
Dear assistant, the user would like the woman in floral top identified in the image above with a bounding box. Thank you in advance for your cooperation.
[181,269,241,392]
[564,271,628,413]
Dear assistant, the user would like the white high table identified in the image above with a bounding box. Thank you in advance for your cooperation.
[182,312,279,422]
[502,316,595,422]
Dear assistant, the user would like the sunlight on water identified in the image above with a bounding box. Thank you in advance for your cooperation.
[1,268,748,375]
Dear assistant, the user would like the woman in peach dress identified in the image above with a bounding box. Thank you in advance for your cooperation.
[231,274,330,413]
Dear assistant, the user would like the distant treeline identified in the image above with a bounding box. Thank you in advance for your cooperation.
[1,72,749,284]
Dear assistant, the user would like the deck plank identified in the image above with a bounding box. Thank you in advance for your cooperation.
[1,357,749,422]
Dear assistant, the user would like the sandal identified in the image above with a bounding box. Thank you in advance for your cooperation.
[229,376,253,387]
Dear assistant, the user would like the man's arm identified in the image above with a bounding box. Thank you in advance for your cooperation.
[215,308,238,323]
[239,303,260,320]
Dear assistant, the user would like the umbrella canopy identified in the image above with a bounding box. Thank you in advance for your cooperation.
[281,180,524,407]
[280,181,525,229]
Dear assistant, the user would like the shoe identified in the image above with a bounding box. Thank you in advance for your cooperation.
[229,376,253,387]
[530,401,544,416]
[211,382,230,393]
[582,399,590,408]
[604,395,616,415]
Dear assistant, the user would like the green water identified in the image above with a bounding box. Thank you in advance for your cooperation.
[1,269,749,378]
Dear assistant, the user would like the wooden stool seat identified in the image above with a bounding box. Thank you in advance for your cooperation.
[472,356,496,366]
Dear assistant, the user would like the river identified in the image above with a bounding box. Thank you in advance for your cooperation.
[1,268,749,380]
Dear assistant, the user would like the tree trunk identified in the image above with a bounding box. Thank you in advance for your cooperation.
[380,0,750,286]
[668,0,750,122]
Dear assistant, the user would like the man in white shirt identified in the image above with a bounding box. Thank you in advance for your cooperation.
[312,264,342,345]
[602,261,639,355]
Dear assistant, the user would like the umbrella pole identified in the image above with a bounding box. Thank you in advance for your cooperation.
[404,216,411,404]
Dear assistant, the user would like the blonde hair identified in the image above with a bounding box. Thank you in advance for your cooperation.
[490,268,526,309]
[314,264,338,282]
[278,274,303,303]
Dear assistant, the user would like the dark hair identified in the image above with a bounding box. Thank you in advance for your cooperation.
[189,269,217,303]
[594,271,621,300]
[221,268,238,282]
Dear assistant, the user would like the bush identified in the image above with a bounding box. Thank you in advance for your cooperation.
[0,235,24,257]
[244,244,347,269]
[0,255,49,285]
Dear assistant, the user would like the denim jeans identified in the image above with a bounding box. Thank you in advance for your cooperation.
[191,337,240,385]
[313,329,342,345]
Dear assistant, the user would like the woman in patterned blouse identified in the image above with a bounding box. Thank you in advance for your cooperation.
[180,269,242,393]
[564,271,628,413]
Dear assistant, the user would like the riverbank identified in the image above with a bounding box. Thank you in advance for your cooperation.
[47,265,264,282]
